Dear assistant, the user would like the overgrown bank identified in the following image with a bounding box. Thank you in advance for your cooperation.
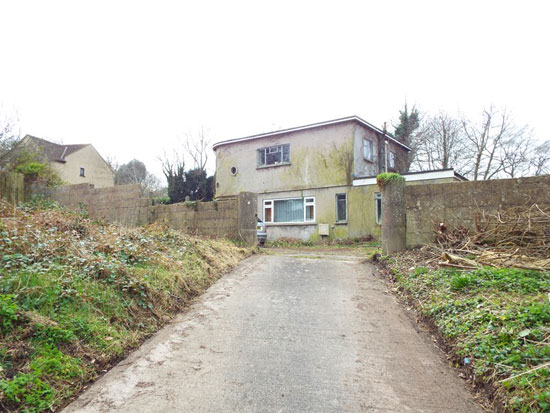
[0,199,253,412]
[378,249,550,411]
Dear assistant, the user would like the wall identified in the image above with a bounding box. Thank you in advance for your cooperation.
[215,122,356,197]
[0,172,25,205]
[352,123,408,176]
[34,183,257,245]
[51,145,115,188]
[257,184,381,241]
[405,175,550,247]
[44,183,149,226]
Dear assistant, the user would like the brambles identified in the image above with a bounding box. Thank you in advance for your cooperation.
[0,199,252,411]
[388,251,550,411]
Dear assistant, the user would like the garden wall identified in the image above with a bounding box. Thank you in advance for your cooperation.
[0,171,25,205]
[405,175,550,247]
[30,183,257,245]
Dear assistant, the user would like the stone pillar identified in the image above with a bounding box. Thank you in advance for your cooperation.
[381,179,406,253]
[237,192,258,246]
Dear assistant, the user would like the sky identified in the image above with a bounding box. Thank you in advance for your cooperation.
[1,0,549,180]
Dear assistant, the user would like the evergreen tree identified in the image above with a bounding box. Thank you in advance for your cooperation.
[393,103,420,170]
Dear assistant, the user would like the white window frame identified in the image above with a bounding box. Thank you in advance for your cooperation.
[257,144,290,167]
[304,197,315,222]
[262,197,315,224]
[335,193,347,222]
[363,138,374,162]
[375,193,382,225]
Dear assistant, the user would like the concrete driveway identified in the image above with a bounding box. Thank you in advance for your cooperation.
[64,250,483,412]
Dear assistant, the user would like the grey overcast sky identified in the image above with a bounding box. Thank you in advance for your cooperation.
[1,0,549,179]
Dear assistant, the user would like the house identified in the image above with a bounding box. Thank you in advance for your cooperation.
[213,116,465,241]
[18,135,115,188]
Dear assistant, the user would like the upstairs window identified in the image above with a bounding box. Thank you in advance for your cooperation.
[257,144,290,167]
[363,138,374,162]
[80,167,85,177]
[389,151,396,169]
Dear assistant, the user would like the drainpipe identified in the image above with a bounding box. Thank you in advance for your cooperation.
[382,122,388,173]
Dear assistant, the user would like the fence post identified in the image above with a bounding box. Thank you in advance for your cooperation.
[380,177,406,253]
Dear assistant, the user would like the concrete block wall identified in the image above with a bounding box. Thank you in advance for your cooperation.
[45,183,148,227]
[405,175,550,247]
[149,198,240,239]
[30,183,257,245]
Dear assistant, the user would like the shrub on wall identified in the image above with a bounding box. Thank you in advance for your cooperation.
[376,172,405,188]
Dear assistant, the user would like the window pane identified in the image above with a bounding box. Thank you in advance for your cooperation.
[337,194,346,221]
[265,207,272,222]
[376,193,382,224]
[274,199,303,222]
[282,144,290,162]
[306,205,314,221]
[257,149,266,166]
[363,139,373,161]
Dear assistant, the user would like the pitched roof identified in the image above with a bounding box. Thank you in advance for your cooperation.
[212,116,412,151]
[23,135,89,163]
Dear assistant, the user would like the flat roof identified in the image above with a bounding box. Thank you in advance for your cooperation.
[212,116,412,152]
[352,169,468,186]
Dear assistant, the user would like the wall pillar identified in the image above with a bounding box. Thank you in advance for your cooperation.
[381,179,406,253]
[237,192,258,246]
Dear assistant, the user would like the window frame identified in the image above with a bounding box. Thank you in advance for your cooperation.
[389,151,396,169]
[262,196,315,224]
[80,167,85,177]
[375,192,382,225]
[335,193,347,222]
[362,138,374,162]
[257,144,291,167]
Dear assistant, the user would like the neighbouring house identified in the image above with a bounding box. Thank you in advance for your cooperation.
[213,116,465,241]
[17,135,115,188]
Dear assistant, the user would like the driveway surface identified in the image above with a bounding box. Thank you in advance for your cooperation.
[64,250,483,412]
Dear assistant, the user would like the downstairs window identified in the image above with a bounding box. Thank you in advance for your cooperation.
[263,197,315,223]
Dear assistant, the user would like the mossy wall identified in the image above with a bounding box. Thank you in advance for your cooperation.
[257,185,381,241]
[215,122,355,197]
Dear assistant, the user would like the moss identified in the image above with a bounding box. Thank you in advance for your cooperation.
[376,173,404,188]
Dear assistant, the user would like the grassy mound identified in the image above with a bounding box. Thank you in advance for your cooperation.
[385,253,550,411]
[0,199,253,412]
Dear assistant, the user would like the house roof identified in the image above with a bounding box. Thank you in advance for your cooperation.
[23,135,89,163]
[212,116,412,152]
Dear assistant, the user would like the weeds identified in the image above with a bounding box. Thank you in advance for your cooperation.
[0,199,252,411]
[388,256,550,412]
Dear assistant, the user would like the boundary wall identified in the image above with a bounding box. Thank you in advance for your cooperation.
[4,181,257,245]
[405,175,550,248]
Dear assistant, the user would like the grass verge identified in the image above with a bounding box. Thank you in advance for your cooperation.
[0,199,253,412]
[380,252,550,411]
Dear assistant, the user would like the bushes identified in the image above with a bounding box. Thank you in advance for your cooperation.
[392,263,550,411]
[0,199,252,411]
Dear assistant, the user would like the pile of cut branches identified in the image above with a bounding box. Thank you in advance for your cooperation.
[436,204,550,271]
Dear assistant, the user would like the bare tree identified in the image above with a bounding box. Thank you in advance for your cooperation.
[184,126,211,172]
[0,109,21,167]
[413,112,469,174]
[531,140,550,176]
[461,107,531,180]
